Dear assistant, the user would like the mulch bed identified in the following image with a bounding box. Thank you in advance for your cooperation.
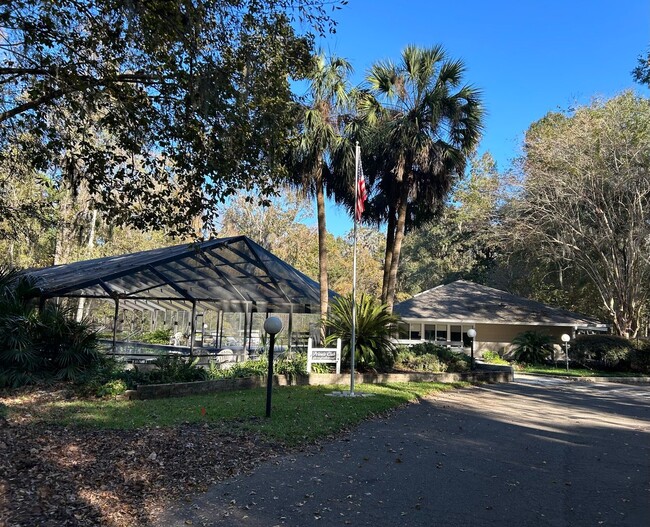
[0,389,283,527]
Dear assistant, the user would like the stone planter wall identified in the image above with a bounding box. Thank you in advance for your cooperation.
[132,368,513,400]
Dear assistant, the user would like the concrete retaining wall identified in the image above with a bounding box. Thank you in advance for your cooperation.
[133,368,514,400]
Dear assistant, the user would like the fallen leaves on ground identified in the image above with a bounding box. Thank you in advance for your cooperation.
[0,389,281,527]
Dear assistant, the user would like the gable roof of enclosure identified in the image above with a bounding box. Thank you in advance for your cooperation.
[24,236,324,313]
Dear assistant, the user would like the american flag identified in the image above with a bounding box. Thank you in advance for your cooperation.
[355,158,367,222]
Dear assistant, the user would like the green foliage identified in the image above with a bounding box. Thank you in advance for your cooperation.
[409,342,451,357]
[360,44,484,307]
[632,48,650,87]
[399,152,501,296]
[511,331,554,365]
[511,92,650,336]
[0,269,100,387]
[630,342,650,374]
[139,328,173,344]
[325,294,399,372]
[96,379,128,398]
[147,355,207,384]
[395,343,469,373]
[36,304,101,381]
[481,350,509,365]
[206,354,313,380]
[570,334,637,370]
[1,0,336,235]
[395,351,445,373]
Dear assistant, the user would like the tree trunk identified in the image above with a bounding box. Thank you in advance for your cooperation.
[315,169,329,342]
[76,209,98,322]
[381,204,396,304]
[385,181,410,313]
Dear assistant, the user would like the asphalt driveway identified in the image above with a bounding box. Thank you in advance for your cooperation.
[159,376,650,526]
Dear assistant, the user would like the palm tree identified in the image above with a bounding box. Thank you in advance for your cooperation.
[290,53,352,336]
[364,45,484,311]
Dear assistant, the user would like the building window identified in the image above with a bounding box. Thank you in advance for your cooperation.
[424,324,436,341]
[450,325,462,343]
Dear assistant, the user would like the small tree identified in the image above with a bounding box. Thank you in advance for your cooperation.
[511,331,554,365]
[325,294,399,371]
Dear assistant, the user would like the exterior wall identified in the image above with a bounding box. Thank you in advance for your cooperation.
[475,323,571,356]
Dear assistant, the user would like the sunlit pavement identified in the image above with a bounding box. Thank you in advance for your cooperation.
[159,377,650,527]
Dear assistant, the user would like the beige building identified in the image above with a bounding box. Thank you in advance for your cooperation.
[393,280,606,356]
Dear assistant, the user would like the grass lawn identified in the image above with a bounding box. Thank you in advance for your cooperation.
[4,382,468,446]
[520,365,647,378]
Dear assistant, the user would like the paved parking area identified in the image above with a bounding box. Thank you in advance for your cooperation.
[159,376,650,526]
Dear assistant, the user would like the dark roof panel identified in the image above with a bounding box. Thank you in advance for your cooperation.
[24,236,325,312]
[394,280,602,326]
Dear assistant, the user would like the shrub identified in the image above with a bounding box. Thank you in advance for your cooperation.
[207,354,309,380]
[325,294,399,372]
[139,328,173,344]
[630,341,650,374]
[395,351,446,372]
[36,303,101,381]
[396,345,469,373]
[147,355,207,384]
[0,269,101,387]
[409,342,450,357]
[96,379,128,398]
[570,334,636,370]
[511,331,554,365]
[482,350,509,365]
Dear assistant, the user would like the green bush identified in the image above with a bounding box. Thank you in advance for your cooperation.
[0,269,101,387]
[139,328,173,344]
[395,351,446,372]
[482,350,509,365]
[207,354,310,380]
[570,334,636,370]
[511,331,554,365]
[147,355,207,384]
[409,342,450,357]
[630,342,650,374]
[325,294,399,372]
[395,345,469,373]
[96,379,128,398]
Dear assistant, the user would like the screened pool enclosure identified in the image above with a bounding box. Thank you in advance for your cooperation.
[23,236,327,363]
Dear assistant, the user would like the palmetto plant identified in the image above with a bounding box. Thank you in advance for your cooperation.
[325,293,399,371]
[0,270,41,387]
[0,267,100,387]
[511,331,554,365]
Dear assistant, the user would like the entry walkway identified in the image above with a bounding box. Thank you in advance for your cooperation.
[159,378,650,526]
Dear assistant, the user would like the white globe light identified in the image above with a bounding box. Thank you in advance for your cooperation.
[561,334,571,342]
[467,329,476,338]
[264,316,283,335]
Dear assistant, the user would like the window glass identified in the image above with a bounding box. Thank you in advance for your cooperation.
[450,325,462,342]
[410,324,421,340]
[436,325,448,341]
[424,324,436,341]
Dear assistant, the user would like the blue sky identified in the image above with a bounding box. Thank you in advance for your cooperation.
[297,0,649,236]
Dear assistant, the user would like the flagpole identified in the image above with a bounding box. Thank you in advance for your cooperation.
[351,142,360,395]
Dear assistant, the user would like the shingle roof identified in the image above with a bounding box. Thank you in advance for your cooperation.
[23,236,326,313]
[394,280,602,326]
